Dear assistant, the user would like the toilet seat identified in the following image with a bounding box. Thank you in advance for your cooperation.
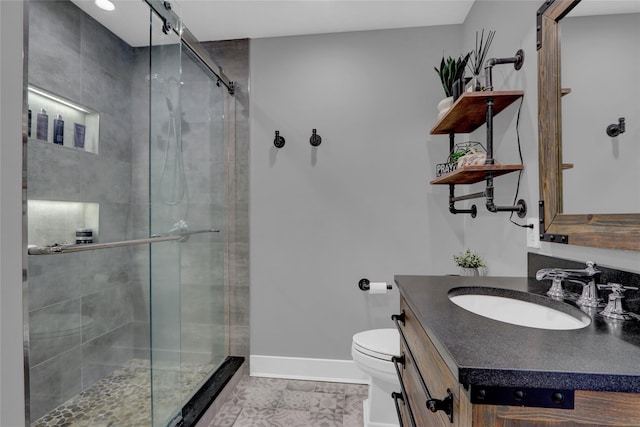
[352,328,399,361]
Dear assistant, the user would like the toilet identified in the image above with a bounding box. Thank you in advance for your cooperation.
[352,328,400,427]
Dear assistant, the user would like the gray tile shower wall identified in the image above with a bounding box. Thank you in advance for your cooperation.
[27,0,136,420]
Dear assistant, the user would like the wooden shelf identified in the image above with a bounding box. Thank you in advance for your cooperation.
[430,164,524,185]
[430,91,524,135]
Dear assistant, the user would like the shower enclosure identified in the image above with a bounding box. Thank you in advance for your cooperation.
[24,1,244,425]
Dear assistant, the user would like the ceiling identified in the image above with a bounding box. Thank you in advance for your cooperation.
[70,0,475,47]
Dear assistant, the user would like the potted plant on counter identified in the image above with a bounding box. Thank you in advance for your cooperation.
[453,249,485,276]
[434,52,470,118]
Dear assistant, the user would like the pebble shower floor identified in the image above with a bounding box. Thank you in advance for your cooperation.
[32,358,214,427]
[207,376,368,427]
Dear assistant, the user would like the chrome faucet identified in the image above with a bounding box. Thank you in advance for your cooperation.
[536,261,602,305]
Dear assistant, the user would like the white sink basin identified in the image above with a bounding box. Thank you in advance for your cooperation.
[448,288,591,330]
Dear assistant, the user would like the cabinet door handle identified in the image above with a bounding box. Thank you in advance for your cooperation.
[427,389,454,415]
[392,392,410,427]
[391,311,406,326]
[392,391,417,427]
[391,355,416,427]
[395,321,454,422]
[391,355,405,368]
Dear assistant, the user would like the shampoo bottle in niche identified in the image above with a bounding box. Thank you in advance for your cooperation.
[36,108,48,141]
[53,114,64,145]
[73,123,85,149]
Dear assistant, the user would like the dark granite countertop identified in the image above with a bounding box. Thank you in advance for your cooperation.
[394,275,640,393]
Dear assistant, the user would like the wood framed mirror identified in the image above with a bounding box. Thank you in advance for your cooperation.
[537,0,640,251]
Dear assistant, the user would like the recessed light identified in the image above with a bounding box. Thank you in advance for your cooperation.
[94,0,115,12]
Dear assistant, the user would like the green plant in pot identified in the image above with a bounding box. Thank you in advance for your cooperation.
[434,53,470,117]
[434,53,471,98]
[453,249,485,276]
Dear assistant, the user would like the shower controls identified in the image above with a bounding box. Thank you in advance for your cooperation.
[310,129,322,146]
[274,130,285,148]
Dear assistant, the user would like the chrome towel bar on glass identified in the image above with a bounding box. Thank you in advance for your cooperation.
[28,228,219,255]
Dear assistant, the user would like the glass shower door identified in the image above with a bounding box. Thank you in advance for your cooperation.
[148,8,184,426]
[148,6,228,426]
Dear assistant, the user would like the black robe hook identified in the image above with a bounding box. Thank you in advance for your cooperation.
[606,117,625,137]
[274,131,285,148]
[310,129,322,147]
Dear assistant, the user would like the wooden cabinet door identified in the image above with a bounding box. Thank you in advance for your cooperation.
[399,297,473,427]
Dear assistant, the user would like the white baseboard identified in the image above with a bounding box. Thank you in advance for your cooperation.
[250,354,370,384]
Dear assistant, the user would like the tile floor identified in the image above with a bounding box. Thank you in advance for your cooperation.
[207,376,369,427]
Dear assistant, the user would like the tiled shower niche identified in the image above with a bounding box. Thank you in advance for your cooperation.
[27,200,99,247]
[28,85,100,153]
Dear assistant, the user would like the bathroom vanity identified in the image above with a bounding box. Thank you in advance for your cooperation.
[392,275,640,426]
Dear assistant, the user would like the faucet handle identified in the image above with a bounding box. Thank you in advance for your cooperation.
[597,283,638,321]
[597,282,639,295]
[536,268,569,299]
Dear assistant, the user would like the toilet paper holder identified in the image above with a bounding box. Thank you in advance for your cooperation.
[358,278,392,291]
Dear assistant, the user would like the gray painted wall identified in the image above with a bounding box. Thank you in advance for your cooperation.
[250,1,640,363]
[250,26,465,360]
[1,1,27,426]
[459,0,539,275]
[462,1,640,273]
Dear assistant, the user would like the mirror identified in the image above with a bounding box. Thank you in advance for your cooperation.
[561,3,640,214]
[538,0,640,251]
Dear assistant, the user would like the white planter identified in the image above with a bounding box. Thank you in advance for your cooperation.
[437,96,454,113]
[459,267,479,276]
[437,108,450,120]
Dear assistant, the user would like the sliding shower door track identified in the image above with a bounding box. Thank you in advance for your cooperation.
[180,356,245,427]
[144,0,235,95]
